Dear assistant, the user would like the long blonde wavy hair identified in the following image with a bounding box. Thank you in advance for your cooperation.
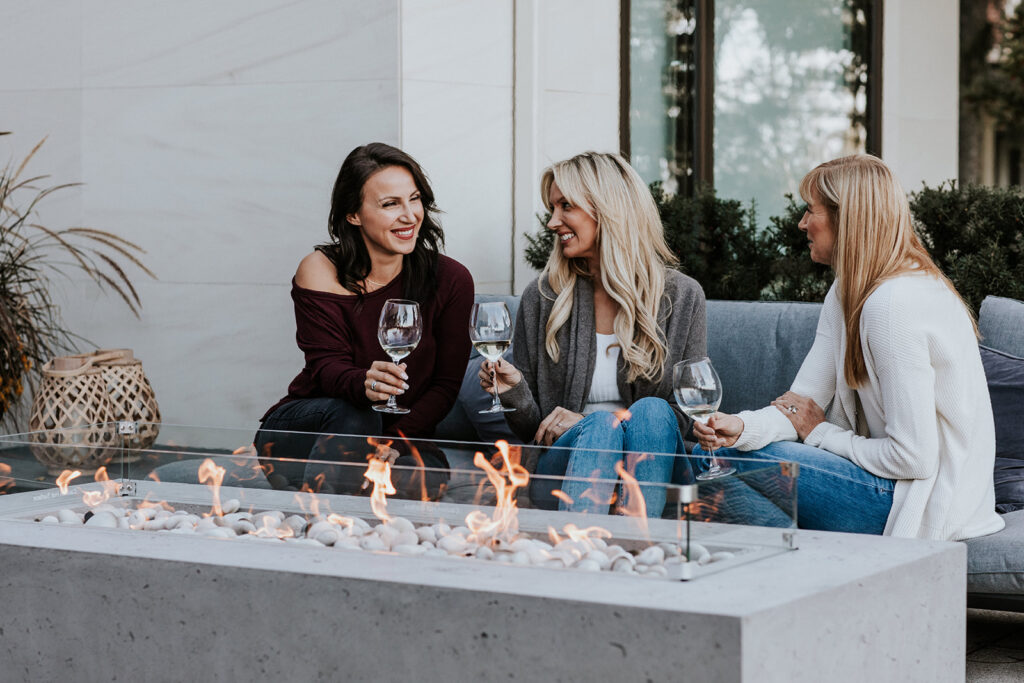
[800,154,976,388]
[539,152,678,383]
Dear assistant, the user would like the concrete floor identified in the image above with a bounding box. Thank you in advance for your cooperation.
[968,609,1024,681]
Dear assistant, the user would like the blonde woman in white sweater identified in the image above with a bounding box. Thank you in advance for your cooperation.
[694,154,1004,540]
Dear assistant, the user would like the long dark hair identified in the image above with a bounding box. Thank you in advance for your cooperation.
[317,143,444,303]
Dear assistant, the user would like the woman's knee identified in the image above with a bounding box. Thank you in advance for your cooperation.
[628,396,675,421]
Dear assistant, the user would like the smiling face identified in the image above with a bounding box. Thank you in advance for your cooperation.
[547,181,599,265]
[798,191,837,266]
[346,165,423,260]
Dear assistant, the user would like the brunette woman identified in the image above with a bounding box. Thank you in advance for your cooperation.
[257,143,474,496]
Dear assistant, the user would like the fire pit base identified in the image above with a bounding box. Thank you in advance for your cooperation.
[0,515,963,682]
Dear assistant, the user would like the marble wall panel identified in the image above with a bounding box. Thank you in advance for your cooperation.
[539,91,620,165]
[402,0,513,87]
[0,1,82,91]
[538,0,619,96]
[80,80,400,287]
[82,0,399,88]
[401,80,514,294]
[56,279,300,428]
[0,89,84,246]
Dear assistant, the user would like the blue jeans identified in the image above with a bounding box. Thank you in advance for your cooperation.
[256,397,448,498]
[694,440,895,534]
[531,397,688,518]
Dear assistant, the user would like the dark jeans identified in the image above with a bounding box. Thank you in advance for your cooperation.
[255,397,449,500]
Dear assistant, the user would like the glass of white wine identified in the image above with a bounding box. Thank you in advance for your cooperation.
[469,301,515,414]
[373,299,422,415]
[673,356,735,480]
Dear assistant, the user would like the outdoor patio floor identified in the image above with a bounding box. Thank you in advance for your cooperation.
[968,609,1024,681]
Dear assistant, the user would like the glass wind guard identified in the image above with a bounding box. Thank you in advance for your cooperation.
[0,424,798,581]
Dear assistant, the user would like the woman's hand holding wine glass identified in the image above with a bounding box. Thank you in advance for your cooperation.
[469,301,515,414]
[673,356,736,480]
[373,299,422,415]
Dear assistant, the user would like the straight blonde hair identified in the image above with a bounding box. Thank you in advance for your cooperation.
[539,152,678,383]
[799,154,976,388]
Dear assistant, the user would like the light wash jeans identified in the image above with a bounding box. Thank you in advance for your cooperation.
[531,397,687,518]
[694,440,895,534]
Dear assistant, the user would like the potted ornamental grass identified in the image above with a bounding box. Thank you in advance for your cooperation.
[0,132,155,427]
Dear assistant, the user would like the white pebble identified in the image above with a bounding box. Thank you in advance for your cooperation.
[710,551,735,563]
[659,542,682,558]
[432,522,452,537]
[394,544,427,556]
[315,529,340,546]
[584,550,611,570]
[40,516,59,525]
[127,511,148,528]
[509,538,536,553]
[223,512,252,524]
[438,535,468,555]
[84,512,118,528]
[202,527,236,539]
[451,526,471,537]
[281,515,307,536]
[359,535,387,552]
[307,521,336,538]
[415,526,437,544]
[542,559,565,569]
[423,547,448,558]
[645,564,668,577]
[394,531,419,548]
[57,509,81,525]
[221,499,240,515]
[117,516,131,529]
[388,517,415,534]
[475,546,495,561]
[231,520,257,535]
[511,551,530,566]
[574,559,601,572]
[636,546,665,566]
[612,557,636,573]
[137,506,158,520]
[334,536,361,550]
[287,538,323,547]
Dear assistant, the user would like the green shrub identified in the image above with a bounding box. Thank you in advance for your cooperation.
[521,181,1024,313]
[910,181,1024,313]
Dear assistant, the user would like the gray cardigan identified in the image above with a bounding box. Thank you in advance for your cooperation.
[501,269,707,444]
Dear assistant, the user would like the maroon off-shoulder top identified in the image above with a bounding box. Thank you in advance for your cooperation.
[263,254,474,437]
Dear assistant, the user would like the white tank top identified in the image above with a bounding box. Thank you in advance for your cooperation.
[584,333,626,415]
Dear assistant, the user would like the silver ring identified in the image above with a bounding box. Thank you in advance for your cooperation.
[371,380,378,391]
[556,422,563,428]
[788,405,798,414]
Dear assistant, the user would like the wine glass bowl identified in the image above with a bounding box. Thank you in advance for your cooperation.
[374,299,422,415]
[469,301,515,414]
[673,356,735,480]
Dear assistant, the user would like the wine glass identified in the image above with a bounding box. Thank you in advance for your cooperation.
[373,299,422,415]
[673,356,735,480]
[469,301,515,414]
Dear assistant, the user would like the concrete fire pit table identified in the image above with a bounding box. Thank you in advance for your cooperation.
[0,485,962,682]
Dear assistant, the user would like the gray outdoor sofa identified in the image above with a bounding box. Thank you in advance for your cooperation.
[437,293,1024,612]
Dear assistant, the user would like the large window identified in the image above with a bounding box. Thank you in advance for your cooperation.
[624,0,880,218]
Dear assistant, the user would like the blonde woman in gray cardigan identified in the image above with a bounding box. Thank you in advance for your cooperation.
[694,155,1003,540]
[480,152,707,517]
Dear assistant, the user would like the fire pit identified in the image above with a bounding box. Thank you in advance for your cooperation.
[0,423,965,682]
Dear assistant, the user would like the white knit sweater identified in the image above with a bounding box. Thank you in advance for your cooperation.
[734,274,1004,540]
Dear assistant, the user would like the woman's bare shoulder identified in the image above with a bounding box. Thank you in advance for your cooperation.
[295,251,351,295]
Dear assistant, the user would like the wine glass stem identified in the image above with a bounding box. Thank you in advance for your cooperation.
[490,366,502,410]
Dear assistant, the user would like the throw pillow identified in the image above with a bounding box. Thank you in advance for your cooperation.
[980,345,1024,513]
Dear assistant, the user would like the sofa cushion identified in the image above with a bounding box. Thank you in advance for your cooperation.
[967,509,1024,594]
[980,345,1024,513]
[706,300,822,414]
[980,295,1024,358]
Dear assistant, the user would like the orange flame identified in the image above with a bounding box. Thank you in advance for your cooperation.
[550,489,574,506]
[197,458,226,517]
[81,466,119,507]
[56,470,82,495]
[688,488,727,522]
[465,440,529,545]
[614,460,650,537]
[0,463,13,493]
[327,513,356,531]
[363,458,396,522]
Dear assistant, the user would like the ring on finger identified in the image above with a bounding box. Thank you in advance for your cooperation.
[371,380,378,391]
[787,405,798,414]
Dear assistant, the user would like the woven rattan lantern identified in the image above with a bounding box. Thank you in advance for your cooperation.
[74,349,161,454]
[28,356,119,475]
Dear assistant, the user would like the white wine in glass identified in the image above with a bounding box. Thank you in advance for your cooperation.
[469,301,515,414]
[673,356,735,480]
[374,299,422,415]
